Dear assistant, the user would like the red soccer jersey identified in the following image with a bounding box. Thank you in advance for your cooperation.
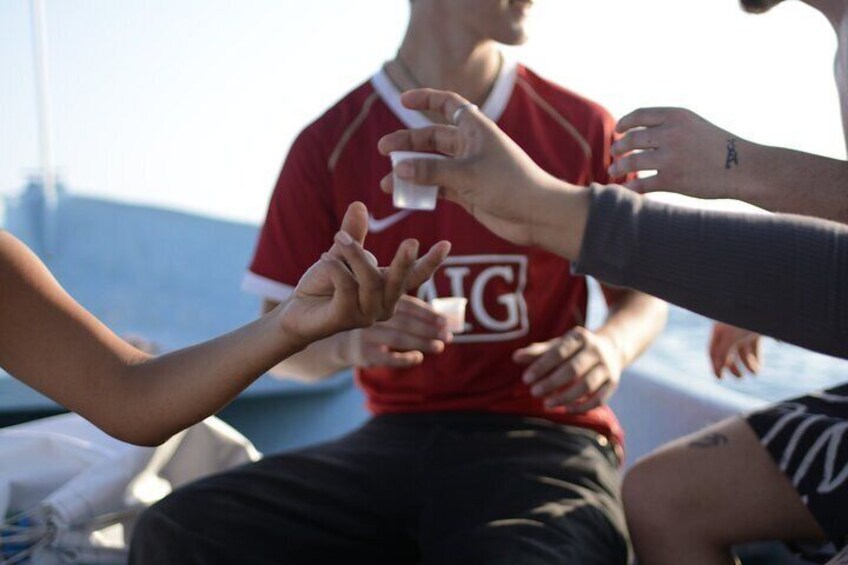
[244,61,627,444]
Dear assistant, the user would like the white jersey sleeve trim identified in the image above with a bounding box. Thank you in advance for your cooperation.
[241,271,296,303]
[370,54,518,128]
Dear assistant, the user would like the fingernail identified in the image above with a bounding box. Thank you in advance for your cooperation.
[522,371,534,384]
[407,240,420,261]
[531,385,543,396]
[396,162,414,179]
[336,231,353,245]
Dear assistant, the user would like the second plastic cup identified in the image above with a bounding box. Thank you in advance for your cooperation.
[390,151,447,211]
[430,297,469,334]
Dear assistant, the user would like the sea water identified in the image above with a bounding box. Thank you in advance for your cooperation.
[587,279,848,403]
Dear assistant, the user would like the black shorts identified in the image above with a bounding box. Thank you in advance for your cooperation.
[746,383,848,561]
[130,412,630,565]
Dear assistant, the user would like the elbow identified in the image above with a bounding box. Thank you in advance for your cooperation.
[93,418,175,447]
[123,432,172,448]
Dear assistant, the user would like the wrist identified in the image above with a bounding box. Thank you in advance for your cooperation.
[594,328,627,372]
[725,138,757,201]
[331,329,359,368]
[529,178,590,260]
[273,297,313,353]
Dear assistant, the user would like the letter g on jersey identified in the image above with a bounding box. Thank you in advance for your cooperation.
[417,255,530,343]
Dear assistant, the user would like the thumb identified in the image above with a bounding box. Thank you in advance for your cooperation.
[340,201,369,244]
[512,342,550,364]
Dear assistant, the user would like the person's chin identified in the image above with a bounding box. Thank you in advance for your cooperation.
[509,0,534,17]
[739,0,784,14]
[495,26,529,46]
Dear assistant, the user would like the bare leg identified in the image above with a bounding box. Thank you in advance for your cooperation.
[623,417,826,565]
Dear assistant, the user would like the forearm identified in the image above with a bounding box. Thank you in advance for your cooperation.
[110,310,307,445]
[595,290,667,369]
[266,331,352,382]
[573,184,848,359]
[733,140,848,222]
[259,298,353,380]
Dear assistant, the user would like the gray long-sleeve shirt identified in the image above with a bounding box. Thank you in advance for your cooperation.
[573,184,848,360]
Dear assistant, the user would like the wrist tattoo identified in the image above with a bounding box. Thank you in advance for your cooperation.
[689,432,729,449]
[725,138,739,170]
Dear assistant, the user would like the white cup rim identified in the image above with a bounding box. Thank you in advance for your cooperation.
[430,297,469,310]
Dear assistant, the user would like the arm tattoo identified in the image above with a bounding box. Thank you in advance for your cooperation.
[725,138,739,170]
[689,432,729,448]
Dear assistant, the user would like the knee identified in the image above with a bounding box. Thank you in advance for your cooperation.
[622,453,690,540]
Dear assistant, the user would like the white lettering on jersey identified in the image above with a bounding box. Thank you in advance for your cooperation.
[444,266,471,298]
[471,266,519,332]
[417,254,529,343]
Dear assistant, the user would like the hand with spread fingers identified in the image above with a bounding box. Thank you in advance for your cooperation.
[709,322,763,380]
[0,201,449,446]
[610,107,744,197]
[514,327,623,413]
[377,88,572,252]
[281,202,451,346]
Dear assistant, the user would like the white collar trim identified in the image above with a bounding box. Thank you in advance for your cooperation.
[370,55,518,129]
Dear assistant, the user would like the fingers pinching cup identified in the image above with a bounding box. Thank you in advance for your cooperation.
[430,297,468,334]
[390,151,447,211]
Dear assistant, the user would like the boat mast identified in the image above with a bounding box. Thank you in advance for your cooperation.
[29,0,57,255]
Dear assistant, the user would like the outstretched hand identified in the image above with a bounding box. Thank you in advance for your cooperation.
[611,107,744,198]
[280,202,450,345]
[377,89,572,250]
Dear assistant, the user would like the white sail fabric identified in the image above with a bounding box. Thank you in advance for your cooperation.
[0,413,260,564]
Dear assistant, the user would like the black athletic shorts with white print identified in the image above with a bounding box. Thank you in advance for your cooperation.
[746,383,848,562]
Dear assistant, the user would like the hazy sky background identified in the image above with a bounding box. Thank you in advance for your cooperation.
[1,0,843,224]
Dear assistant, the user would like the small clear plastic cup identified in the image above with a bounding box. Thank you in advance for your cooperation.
[390,151,447,211]
[430,297,468,334]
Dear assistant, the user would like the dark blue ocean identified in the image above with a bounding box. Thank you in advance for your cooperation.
[587,280,848,403]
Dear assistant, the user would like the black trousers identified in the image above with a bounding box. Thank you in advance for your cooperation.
[129,412,629,564]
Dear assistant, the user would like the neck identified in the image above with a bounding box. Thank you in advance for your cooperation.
[392,4,503,108]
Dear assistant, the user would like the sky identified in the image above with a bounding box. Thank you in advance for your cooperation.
[0,0,843,224]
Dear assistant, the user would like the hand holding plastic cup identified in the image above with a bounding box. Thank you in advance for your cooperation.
[390,151,447,211]
[430,297,468,334]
